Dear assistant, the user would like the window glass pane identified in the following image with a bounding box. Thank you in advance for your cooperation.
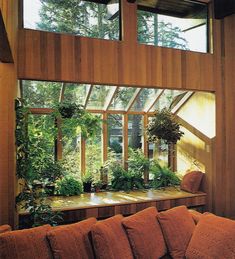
[108,114,123,161]
[137,3,208,53]
[23,0,120,40]
[151,89,186,111]
[63,84,90,106]
[130,89,158,112]
[87,85,116,110]
[109,87,136,111]
[22,80,61,108]
[128,114,143,151]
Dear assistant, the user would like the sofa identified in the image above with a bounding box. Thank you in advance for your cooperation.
[0,205,235,259]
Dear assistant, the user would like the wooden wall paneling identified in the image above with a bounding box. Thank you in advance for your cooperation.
[224,14,235,218]
[0,0,18,227]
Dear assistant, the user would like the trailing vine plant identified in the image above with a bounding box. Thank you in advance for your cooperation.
[15,99,62,228]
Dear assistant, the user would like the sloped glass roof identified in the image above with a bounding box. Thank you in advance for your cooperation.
[22,81,192,114]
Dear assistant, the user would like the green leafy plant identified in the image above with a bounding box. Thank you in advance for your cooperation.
[39,160,65,183]
[147,108,184,144]
[111,162,144,191]
[54,101,102,139]
[82,172,94,192]
[15,99,62,227]
[56,176,83,196]
[128,148,150,174]
[150,160,181,189]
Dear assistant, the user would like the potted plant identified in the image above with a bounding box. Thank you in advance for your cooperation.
[56,102,85,119]
[149,160,181,189]
[56,176,83,196]
[146,108,184,145]
[82,172,93,192]
[39,160,65,195]
[93,180,103,193]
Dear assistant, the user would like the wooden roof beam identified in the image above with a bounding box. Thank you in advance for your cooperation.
[125,88,142,112]
[103,86,118,111]
[84,85,93,108]
[171,91,194,114]
[145,89,165,113]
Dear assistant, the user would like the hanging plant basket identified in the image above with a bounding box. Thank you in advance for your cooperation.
[146,108,184,145]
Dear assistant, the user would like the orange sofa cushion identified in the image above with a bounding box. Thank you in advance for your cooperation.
[186,214,235,259]
[180,171,204,193]
[188,210,203,224]
[91,214,133,259]
[122,207,167,259]
[47,217,97,259]
[157,205,195,259]
[0,224,11,234]
[0,224,52,259]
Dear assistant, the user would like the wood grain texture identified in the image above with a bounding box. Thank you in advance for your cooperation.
[0,1,18,228]
[19,187,207,224]
[17,0,215,91]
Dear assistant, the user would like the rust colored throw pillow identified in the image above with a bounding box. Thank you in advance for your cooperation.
[186,214,235,259]
[180,171,204,193]
[91,214,133,259]
[122,207,167,259]
[188,210,203,224]
[47,217,97,259]
[157,206,195,259]
[0,224,11,234]
[0,224,52,259]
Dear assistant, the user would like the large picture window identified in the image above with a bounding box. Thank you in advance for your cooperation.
[23,0,120,40]
[137,1,208,53]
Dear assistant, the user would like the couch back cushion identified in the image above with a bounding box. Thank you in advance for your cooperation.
[0,224,52,259]
[180,171,204,193]
[91,214,133,259]
[47,217,97,259]
[122,207,167,259]
[185,214,235,259]
[157,205,195,259]
[0,224,11,234]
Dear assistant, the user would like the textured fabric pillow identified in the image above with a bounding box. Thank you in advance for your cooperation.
[91,214,133,259]
[157,206,195,259]
[47,217,97,259]
[186,214,235,259]
[180,171,204,193]
[122,207,167,259]
[0,224,52,259]
[188,210,203,224]
[0,224,11,234]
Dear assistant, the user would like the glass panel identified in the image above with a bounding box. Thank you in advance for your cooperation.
[151,89,186,111]
[108,114,123,161]
[22,80,61,108]
[109,87,136,110]
[63,83,90,106]
[137,3,208,53]
[86,116,102,178]
[87,85,115,110]
[23,0,120,40]
[128,114,143,151]
[130,88,158,111]
[61,118,81,178]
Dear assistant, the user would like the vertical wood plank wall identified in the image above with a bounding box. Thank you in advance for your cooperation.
[0,0,18,226]
[0,0,234,224]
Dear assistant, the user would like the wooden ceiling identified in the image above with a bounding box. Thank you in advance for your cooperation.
[137,0,208,18]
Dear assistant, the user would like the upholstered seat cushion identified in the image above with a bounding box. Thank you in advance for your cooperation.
[0,224,52,259]
[91,214,133,259]
[0,224,11,234]
[185,214,235,259]
[122,207,167,259]
[47,217,97,259]
[157,206,195,259]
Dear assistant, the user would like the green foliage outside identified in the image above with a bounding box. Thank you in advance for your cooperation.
[56,176,83,196]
